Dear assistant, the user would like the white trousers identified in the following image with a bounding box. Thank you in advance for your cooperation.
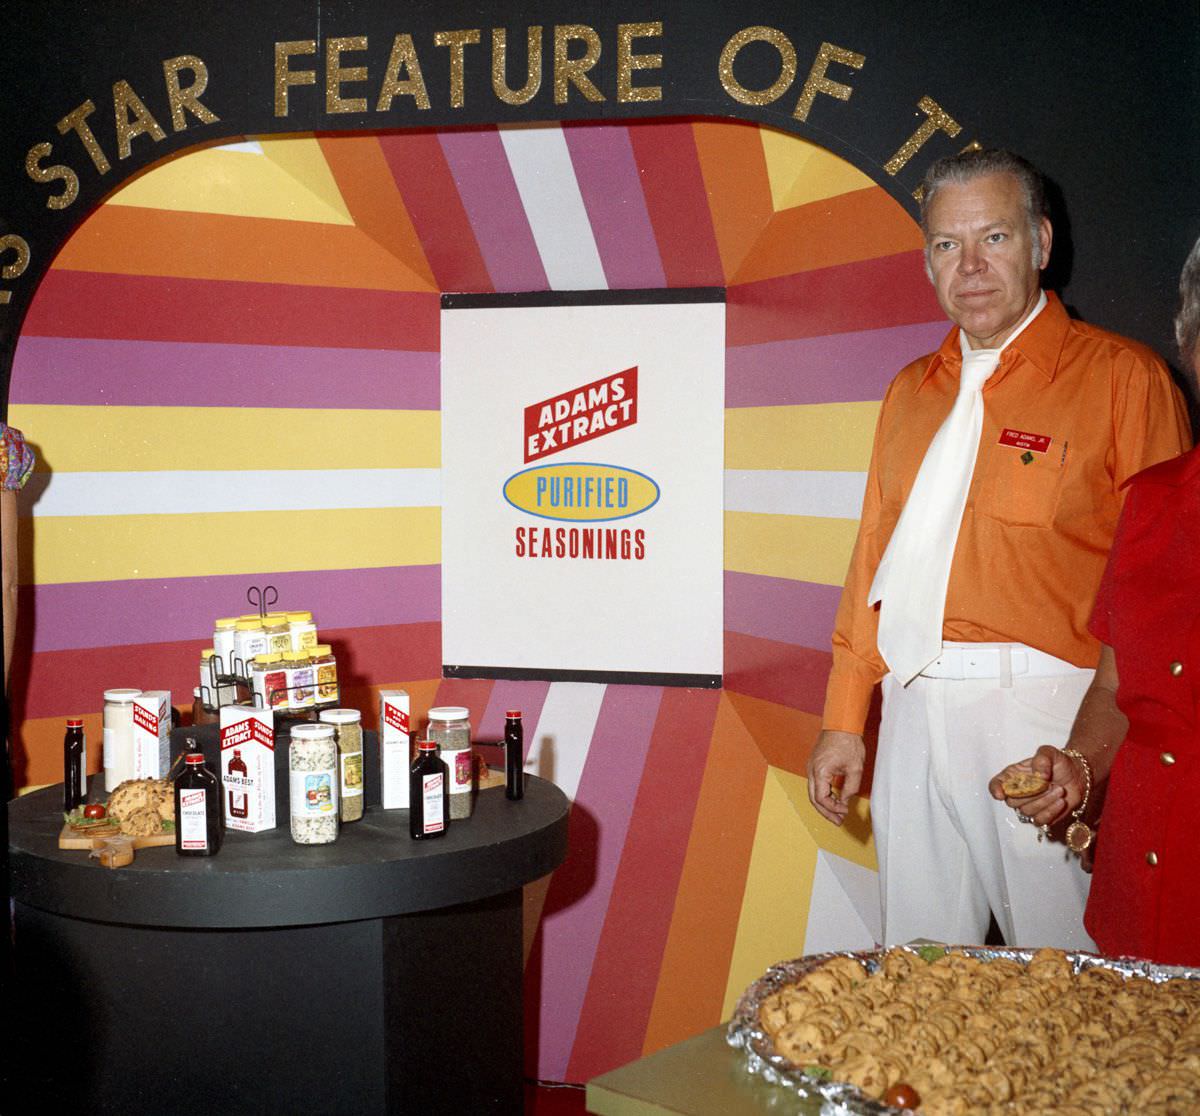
[872,643,1097,950]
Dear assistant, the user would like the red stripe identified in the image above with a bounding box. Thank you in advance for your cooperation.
[12,621,441,724]
[22,270,440,350]
[626,122,723,288]
[378,133,493,293]
[726,250,942,345]
[723,630,831,716]
[565,687,720,1080]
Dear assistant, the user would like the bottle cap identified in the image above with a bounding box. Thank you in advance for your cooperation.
[214,617,240,629]
[103,688,142,704]
[313,644,332,655]
[416,738,437,752]
[185,753,205,765]
[428,706,469,721]
[505,710,522,719]
[318,708,362,724]
[291,723,335,741]
[287,611,313,623]
[66,717,84,727]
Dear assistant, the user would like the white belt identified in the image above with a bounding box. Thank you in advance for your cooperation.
[919,642,1079,681]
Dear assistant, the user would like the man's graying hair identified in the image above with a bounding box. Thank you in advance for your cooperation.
[1175,234,1200,366]
[919,149,1049,268]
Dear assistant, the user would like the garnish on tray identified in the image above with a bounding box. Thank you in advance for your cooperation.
[64,806,116,830]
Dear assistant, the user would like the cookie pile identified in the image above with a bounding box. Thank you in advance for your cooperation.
[106,777,174,837]
[757,947,1200,1115]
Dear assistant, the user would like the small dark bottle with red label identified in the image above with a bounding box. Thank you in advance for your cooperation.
[175,745,223,857]
[63,717,86,812]
[504,710,524,801]
[227,747,249,819]
[410,739,449,840]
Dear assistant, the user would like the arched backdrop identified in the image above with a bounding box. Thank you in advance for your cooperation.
[3,1,1198,1086]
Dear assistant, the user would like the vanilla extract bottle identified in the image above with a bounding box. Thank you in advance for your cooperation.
[409,739,449,840]
[504,710,524,801]
[175,745,223,857]
[63,717,86,811]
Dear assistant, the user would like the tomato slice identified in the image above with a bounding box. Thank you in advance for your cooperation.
[83,803,107,819]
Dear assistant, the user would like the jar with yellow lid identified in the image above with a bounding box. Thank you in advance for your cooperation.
[312,644,338,705]
[234,618,268,676]
[286,649,315,711]
[263,616,292,655]
[288,610,317,651]
[213,617,239,674]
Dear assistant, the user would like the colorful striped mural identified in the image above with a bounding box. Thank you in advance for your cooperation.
[7,119,946,1081]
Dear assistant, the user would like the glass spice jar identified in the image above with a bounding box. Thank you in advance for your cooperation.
[263,616,292,655]
[288,723,339,844]
[312,644,338,706]
[426,706,473,820]
[319,708,364,823]
[102,687,142,791]
[288,610,317,651]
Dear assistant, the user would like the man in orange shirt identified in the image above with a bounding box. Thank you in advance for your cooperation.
[806,149,1190,948]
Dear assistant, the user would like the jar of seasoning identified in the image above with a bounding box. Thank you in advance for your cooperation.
[103,688,142,791]
[199,649,216,705]
[319,708,364,823]
[288,724,339,844]
[286,649,315,711]
[312,644,338,705]
[263,616,292,655]
[426,706,473,819]
[213,617,239,674]
[288,610,317,651]
[234,618,268,676]
[250,653,286,709]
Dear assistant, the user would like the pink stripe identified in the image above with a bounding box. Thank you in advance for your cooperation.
[725,571,841,651]
[25,566,440,652]
[437,130,549,293]
[535,684,663,1078]
[563,123,666,290]
[725,320,948,407]
[10,336,439,409]
[478,681,552,751]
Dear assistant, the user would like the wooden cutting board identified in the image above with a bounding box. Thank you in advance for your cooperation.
[59,823,174,867]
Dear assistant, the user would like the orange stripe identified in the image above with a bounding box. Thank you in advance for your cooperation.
[641,693,767,1055]
[731,186,924,284]
[726,691,821,777]
[53,206,432,292]
[316,134,437,289]
[691,120,775,282]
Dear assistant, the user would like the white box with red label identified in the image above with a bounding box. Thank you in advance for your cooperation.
[220,704,276,832]
[379,689,411,809]
[131,691,171,779]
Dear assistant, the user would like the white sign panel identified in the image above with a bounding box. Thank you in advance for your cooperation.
[440,293,724,683]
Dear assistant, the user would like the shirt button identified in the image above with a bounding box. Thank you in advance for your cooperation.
[1161,752,1177,766]
[1146,851,1159,866]
[1170,660,1184,677]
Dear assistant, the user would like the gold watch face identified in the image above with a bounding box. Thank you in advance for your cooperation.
[1065,821,1093,853]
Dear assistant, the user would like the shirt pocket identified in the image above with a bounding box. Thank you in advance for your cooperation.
[976,441,1067,528]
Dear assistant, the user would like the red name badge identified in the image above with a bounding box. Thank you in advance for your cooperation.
[998,428,1052,453]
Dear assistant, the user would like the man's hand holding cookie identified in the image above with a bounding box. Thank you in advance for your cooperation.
[989,744,1084,829]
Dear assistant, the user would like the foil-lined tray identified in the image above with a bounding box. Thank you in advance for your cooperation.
[726,944,1200,1115]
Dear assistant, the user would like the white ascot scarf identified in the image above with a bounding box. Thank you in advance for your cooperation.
[868,291,1047,684]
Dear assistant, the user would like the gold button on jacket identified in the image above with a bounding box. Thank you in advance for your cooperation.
[1146,851,1159,866]
[1169,660,1184,676]
[1161,752,1177,766]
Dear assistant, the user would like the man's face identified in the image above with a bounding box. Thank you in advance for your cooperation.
[924,171,1052,349]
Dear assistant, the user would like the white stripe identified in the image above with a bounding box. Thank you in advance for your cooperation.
[25,470,442,517]
[724,470,867,519]
[214,139,265,155]
[524,681,606,802]
[499,125,607,290]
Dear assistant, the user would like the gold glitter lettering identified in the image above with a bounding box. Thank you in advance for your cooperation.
[885,95,961,176]
[0,234,31,302]
[554,25,604,104]
[25,143,79,210]
[57,101,111,174]
[718,27,797,107]
[377,34,431,111]
[492,27,542,105]
[435,30,481,109]
[112,80,167,160]
[616,22,662,103]
[163,55,219,131]
[793,42,864,121]
[275,40,317,117]
[326,36,369,113]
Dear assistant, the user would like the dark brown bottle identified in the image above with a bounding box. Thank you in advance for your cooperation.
[410,739,449,839]
[227,747,249,819]
[504,710,524,801]
[175,746,223,857]
[63,717,86,812]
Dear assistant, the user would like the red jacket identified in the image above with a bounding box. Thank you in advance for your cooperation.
[1086,444,1200,964]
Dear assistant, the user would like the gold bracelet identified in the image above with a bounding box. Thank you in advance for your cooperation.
[1061,748,1094,854]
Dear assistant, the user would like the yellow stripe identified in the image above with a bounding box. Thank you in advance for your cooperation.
[790,774,877,870]
[23,507,440,585]
[7,405,439,471]
[725,402,880,471]
[759,130,875,212]
[721,769,816,1019]
[725,511,858,587]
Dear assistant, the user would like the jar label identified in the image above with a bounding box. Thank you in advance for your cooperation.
[340,751,363,798]
[440,746,473,792]
[420,772,445,833]
[264,670,289,708]
[290,769,337,815]
[179,788,209,851]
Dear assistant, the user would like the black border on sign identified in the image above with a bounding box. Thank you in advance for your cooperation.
[441,288,726,310]
[444,665,722,689]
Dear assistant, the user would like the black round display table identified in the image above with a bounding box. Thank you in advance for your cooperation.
[8,726,568,1116]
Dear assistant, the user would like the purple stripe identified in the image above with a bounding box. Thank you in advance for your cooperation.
[563,123,666,290]
[725,570,842,651]
[10,337,440,409]
[725,320,948,407]
[478,680,552,752]
[26,566,441,652]
[535,683,663,1078]
[437,129,549,293]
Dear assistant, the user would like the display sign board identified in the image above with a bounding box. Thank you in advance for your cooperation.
[441,290,724,686]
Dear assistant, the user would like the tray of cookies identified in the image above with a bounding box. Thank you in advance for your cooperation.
[727,944,1200,1115]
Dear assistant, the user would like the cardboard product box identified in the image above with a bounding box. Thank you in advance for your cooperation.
[379,689,411,809]
[220,704,276,832]
[131,691,171,779]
